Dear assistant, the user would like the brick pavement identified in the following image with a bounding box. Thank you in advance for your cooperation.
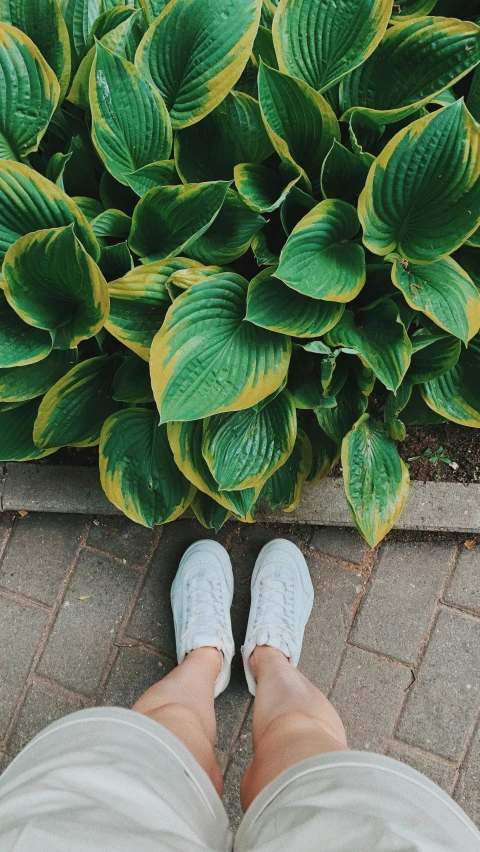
[0,512,479,832]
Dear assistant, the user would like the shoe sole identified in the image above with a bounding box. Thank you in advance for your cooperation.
[251,538,314,625]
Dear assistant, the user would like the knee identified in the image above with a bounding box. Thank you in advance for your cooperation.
[265,709,344,743]
[143,702,202,730]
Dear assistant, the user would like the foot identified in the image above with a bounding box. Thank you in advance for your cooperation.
[171,540,234,697]
[242,539,314,695]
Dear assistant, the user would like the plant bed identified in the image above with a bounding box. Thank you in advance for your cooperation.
[0,0,479,547]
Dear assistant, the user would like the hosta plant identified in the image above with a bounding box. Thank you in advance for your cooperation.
[0,0,479,546]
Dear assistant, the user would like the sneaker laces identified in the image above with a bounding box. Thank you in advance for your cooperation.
[185,570,227,635]
[254,569,295,638]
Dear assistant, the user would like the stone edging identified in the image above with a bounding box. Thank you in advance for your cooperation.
[1,462,479,533]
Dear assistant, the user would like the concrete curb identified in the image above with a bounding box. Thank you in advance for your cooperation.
[1,462,479,532]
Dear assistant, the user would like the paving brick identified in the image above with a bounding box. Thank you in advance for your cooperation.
[0,596,46,740]
[223,707,253,831]
[37,551,138,695]
[387,741,456,793]
[396,609,480,761]
[445,547,480,616]
[102,645,175,708]
[350,541,453,665]
[87,517,157,566]
[7,680,85,760]
[454,725,480,829]
[300,559,363,692]
[330,646,412,752]
[309,526,368,566]
[0,513,85,605]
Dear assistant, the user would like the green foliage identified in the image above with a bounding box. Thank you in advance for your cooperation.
[0,0,479,543]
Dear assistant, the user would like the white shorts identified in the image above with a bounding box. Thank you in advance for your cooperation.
[0,707,478,851]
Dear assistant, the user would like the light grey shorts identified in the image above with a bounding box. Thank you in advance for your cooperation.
[0,707,478,851]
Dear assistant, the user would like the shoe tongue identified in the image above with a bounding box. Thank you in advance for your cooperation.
[255,629,292,659]
[184,632,223,655]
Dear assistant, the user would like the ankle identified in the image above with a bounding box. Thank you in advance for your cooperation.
[250,644,290,679]
[187,646,223,678]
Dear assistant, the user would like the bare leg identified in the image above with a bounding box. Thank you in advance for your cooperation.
[132,647,224,796]
[240,646,348,811]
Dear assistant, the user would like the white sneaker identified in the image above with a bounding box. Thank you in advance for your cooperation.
[242,539,314,695]
[171,540,234,697]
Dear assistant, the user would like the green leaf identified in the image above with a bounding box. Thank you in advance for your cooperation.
[139,0,168,24]
[224,91,274,164]
[0,398,58,461]
[408,332,461,384]
[129,181,229,262]
[151,271,291,422]
[401,384,447,425]
[252,24,278,69]
[99,241,134,280]
[420,335,480,426]
[46,152,73,191]
[247,267,344,338]
[390,0,436,20]
[126,160,179,196]
[342,414,410,547]
[62,0,103,71]
[202,389,296,491]
[325,300,412,391]
[0,349,77,403]
[466,64,480,122]
[391,256,480,344]
[0,160,100,263]
[33,355,119,448]
[315,371,368,443]
[185,190,266,265]
[105,258,200,360]
[167,419,258,520]
[234,163,299,212]
[67,9,141,110]
[258,428,312,512]
[0,293,52,368]
[340,17,480,124]
[90,42,172,186]
[359,102,480,262]
[287,347,325,408]
[73,197,104,222]
[175,97,271,186]
[280,185,316,235]
[348,110,384,167]
[3,226,109,349]
[258,63,340,194]
[100,408,194,526]
[191,492,230,532]
[304,417,340,485]
[91,209,132,241]
[320,140,369,202]
[466,226,480,248]
[0,23,60,160]
[136,0,262,129]
[277,199,365,302]
[0,0,71,100]
[273,0,391,93]
[383,381,412,440]
[113,352,154,402]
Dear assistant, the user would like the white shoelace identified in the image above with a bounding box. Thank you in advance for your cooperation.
[254,570,295,636]
[185,571,227,634]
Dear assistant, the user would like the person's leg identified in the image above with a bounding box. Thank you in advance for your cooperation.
[239,539,347,811]
[240,646,347,809]
[132,646,224,795]
[133,540,236,798]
